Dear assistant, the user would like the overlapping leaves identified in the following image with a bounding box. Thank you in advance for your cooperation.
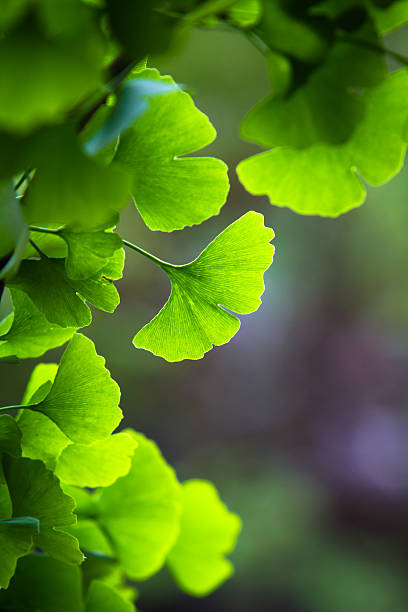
[237,1,408,216]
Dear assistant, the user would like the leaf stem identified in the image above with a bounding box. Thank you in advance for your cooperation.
[122,239,171,269]
[29,239,49,259]
[29,226,59,235]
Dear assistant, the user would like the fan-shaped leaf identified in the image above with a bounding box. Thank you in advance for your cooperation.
[113,69,229,231]
[133,211,275,361]
[167,480,241,596]
[25,334,122,444]
[98,432,182,580]
[238,69,408,216]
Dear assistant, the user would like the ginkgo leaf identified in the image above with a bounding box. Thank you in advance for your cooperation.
[0,554,83,612]
[237,69,408,216]
[26,334,122,444]
[133,211,275,361]
[241,25,386,149]
[3,454,84,564]
[0,289,76,359]
[55,433,138,488]
[167,480,242,596]
[7,257,120,329]
[113,68,229,232]
[98,431,182,580]
[0,183,29,280]
[7,259,92,328]
[60,228,123,280]
[0,517,38,589]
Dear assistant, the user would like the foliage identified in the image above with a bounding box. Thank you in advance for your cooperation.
[0,0,407,609]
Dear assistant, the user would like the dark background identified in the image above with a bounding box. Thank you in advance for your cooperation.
[1,22,408,612]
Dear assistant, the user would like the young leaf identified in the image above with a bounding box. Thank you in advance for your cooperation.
[3,455,84,564]
[27,334,122,444]
[0,289,76,359]
[133,211,275,361]
[86,580,136,612]
[167,480,242,596]
[0,517,38,589]
[113,68,229,232]
[60,228,123,280]
[98,432,182,580]
[237,69,408,216]
[55,433,138,488]
[0,554,83,612]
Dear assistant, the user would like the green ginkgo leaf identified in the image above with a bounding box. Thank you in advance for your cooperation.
[167,480,241,596]
[24,334,122,444]
[0,517,38,589]
[55,433,138,488]
[7,259,92,328]
[0,289,76,359]
[237,69,408,216]
[133,211,275,361]
[60,228,123,280]
[113,69,229,232]
[3,454,83,564]
[7,256,120,329]
[98,431,182,580]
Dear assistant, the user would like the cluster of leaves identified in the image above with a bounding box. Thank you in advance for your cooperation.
[0,334,241,609]
[0,0,408,608]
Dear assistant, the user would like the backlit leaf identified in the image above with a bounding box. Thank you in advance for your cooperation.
[55,433,137,488]
[113,69,229,232]
[98,432,182,580]
[133,211,275,361]
[27,334,122,444]
[60,228,123,280]
[167,480,242,596]
[238,69,408,216]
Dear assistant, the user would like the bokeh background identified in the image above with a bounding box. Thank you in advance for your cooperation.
[1,22,408,612]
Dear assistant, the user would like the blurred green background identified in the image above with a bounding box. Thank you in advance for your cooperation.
[2,22,408,612]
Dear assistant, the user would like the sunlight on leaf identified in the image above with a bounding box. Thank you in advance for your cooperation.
[113,68,229,231]
[133,211,275,361]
